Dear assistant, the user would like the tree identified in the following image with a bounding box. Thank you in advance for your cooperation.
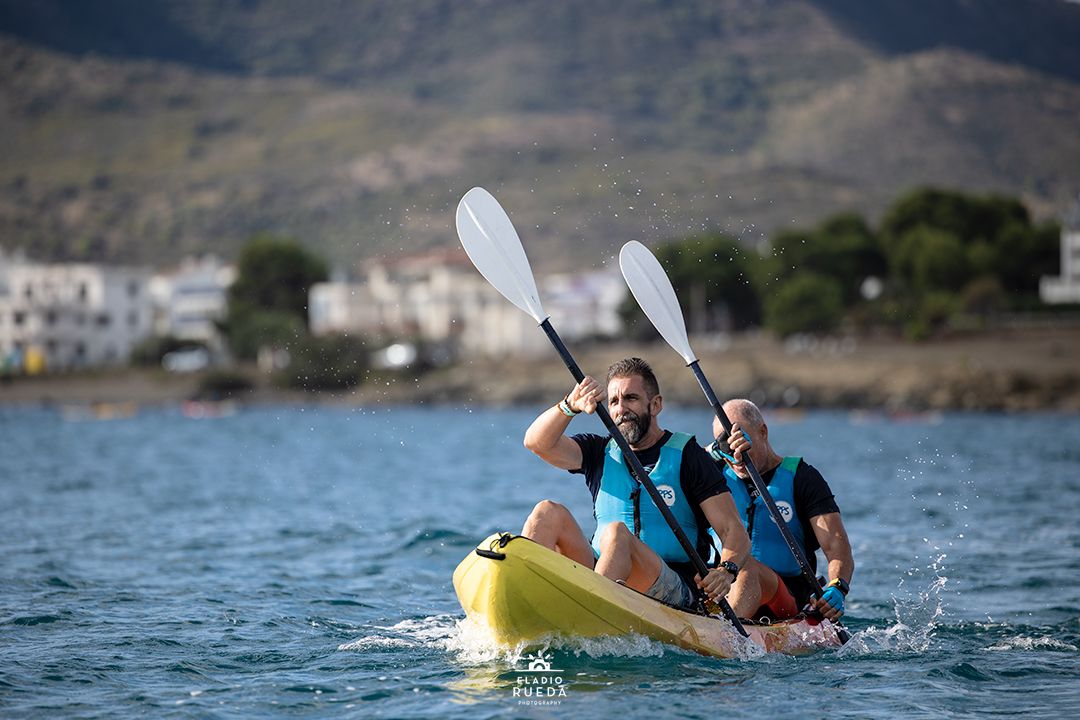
[228,234,328,318]
[763,273,844,337]
[896,226,972,293]
[224,234,329,360]
[755,213,886,306]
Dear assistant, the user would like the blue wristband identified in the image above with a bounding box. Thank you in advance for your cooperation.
[709,430,751,464]
[820,586,846,615]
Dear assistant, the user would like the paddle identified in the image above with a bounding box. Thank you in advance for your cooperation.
[455,187,748,638]
[619,240,850,644]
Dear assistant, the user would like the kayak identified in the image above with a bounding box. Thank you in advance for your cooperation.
[453,533,843,658]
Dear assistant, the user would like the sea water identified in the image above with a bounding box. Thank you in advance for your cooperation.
[1,404,1078,718]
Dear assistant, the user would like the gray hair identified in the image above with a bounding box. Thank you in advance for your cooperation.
[721,398,765,431]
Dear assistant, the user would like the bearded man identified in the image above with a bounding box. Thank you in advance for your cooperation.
[521,357,769,616]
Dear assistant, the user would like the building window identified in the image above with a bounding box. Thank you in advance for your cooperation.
[46,310,57,325]
[97,313,111,327]
[128,281,139,298]
[14,311,25,326]
[24,285,32,300]
[79,283,88,302]
[128,311,138,327]
[75,342,86,360]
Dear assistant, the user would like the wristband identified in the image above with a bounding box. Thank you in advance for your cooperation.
[709,430,751,464]
[718,560,739,580]
[558,394,580,417]
[826,577,850,597]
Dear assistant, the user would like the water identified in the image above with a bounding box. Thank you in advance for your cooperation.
[2,404,1079,718]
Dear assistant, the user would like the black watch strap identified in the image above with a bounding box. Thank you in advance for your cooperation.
[718,560,739,580]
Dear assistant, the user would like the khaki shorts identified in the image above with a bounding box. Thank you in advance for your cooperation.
[646,561,695,609]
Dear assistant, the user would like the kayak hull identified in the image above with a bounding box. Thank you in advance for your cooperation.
[453,533,842,658]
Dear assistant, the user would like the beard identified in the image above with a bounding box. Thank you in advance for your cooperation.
[617,410,652,445]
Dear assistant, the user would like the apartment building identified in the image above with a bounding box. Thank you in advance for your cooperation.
[309,248,625,358]
[148,255,236,344]
[0,253,152,371]
[1040,198,1080,304]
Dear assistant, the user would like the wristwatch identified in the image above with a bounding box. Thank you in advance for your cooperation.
[718,560,740,580]
[826,577,850,597]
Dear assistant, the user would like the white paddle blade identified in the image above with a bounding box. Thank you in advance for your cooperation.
[455,187,548,323]
[619,241,698,364]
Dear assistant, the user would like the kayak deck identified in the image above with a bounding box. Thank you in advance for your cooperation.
[453,533,842,658]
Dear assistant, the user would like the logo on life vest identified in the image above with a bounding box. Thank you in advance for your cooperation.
[772,501,794,523]
[656,485,677,506]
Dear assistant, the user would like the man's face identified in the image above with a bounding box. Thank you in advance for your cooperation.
[607,374,659,445]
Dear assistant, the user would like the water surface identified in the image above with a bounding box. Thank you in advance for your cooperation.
[2,405,1078,717]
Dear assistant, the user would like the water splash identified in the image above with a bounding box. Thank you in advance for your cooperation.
[337,614,460,652]
[442,613,770,664]
[843,555,948,655]
[984,634,1078,652]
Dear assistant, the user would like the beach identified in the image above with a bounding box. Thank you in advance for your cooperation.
[5,327,1078,412]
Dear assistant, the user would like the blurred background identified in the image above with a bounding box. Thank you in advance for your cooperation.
[2,0,1079,412]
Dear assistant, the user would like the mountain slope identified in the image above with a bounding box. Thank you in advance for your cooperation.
[1,1,1078,271]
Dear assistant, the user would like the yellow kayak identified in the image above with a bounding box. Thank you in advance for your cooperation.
[453,533,843,658]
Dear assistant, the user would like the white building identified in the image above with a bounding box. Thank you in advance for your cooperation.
[1040,198,1080,304]
[0,253,153,371]
[309,249,626,359]
[148,255,235,344]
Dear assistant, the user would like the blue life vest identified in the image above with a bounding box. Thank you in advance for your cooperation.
[718,455,806,577]
[592,432,698,563]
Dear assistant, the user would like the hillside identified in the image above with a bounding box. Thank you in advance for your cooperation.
[1,0,1079,271]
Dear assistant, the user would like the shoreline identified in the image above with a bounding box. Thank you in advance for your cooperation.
[4,327,1079,413]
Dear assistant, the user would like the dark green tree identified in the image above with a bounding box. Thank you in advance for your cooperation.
[224,234,329,360]
[753,213,886,306]
[879,186,1055,309]
[762,273,844,337]
[892,226,972,293]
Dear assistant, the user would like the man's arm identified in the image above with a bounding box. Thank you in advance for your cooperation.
[694,493,752,603]
[701,493,751,569]
[523,376,603,470]
[523,405,584,470]
[811,512,854,586]
[808,511,854,621]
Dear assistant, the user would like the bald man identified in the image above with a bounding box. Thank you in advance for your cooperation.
[707,399,854,622]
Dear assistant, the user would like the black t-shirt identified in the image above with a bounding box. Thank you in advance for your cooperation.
[570,430,730,580]
[717,457,839,590]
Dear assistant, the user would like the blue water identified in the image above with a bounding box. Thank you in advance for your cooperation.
[2,403,1079,718]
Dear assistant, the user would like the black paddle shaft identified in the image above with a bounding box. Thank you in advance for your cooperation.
[690,360,850,644]
[539,320,748,638]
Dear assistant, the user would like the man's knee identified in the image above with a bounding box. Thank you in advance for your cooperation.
[529,499,569,521]
[597,521,632,551]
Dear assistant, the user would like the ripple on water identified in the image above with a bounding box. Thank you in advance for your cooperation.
[4,614,67,626]
[947,662,994,682]
[402,528,477,551]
